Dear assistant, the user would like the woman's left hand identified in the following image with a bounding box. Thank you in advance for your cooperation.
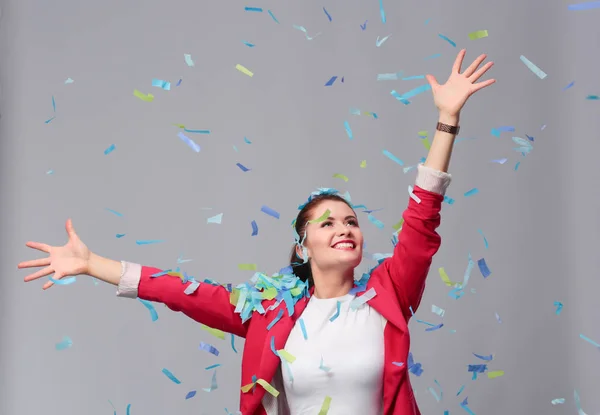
[425,49,496,117]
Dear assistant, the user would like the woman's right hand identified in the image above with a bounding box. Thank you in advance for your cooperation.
[19,218,92,290]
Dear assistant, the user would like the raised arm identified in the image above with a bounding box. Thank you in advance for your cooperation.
[384,49,495,319]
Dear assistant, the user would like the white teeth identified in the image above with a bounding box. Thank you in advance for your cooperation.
[333,243,354,249]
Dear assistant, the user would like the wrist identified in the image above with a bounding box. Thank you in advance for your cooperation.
[438,112,460,126]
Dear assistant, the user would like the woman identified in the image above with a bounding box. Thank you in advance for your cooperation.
[18,49,495,415]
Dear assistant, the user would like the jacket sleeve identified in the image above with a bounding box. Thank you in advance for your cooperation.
[116,262,249,338]
[382,164,451,321]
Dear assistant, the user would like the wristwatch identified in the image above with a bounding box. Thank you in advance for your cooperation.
[436,122,460,135]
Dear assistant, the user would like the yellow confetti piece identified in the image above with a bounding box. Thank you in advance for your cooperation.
[468,30,489,40]
[308,209,331,224]
[256,379,279,397]
[173,123,185,128]
[487,370,504,379]
[290,286,303,296]
[421,138,431,151]
[318,396,332,415]
[229,289,240,306]
[439,267,461,287]
[133,89,154,102]
[392,218,404,231]
[418,130,428,138]
[241,382,254,393]
[360,160,367,168]
[277,349,296,363]
[201,324,225,340]
[238,263,257,271]
[236,64,254,77]
[261,287,278,300]
[333,173,349,182]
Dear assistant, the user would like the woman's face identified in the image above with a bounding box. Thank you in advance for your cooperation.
[297,200,364,273]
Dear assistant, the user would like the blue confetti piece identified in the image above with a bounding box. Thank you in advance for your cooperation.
[104,144,116,155]
[106,208,123,217]
[183,128,210,134]
[382,149,404,166]
[438,34,457,47]
[586,94,599,100]
[360,20,368,30]
[379,0,386,23]
[425,53,442,60]
[444,195,455,205]
[464,188,479,197]
[231,333,238,353]
[473,353,493,361]
[329,301,341,322]
[261,205,280,219]
[185,390,197,399]
[138,298,158,321]
[199,341,220,356]
[563,81,575,90]
[425,323,444,332]
[460,397,476,415]
[126,404,131,415]
[245,7,262,12]
[402,75,425,80]
[477,258,491,278]
[267,309,284,330]
[407,352,424,376]
[568,1,600,10]
[243,40,255,47]
[554,301,563,315]
[299,318,308,340]
[477,229,489,249]
[176,79,182,86]
[520,55,547,79]
[55,336,73,350]
[251,220,258,236]
[116,233,126,238]
[236,163,251,172]
[244,136,252,144]
[45,116,56,124]
[393,84,432,101]
[52,96,56,112]
[323,7,332,21]
[456,385,466,396]
[344,120,353,139]
[49,276,76,285]
[267,10,279,23]
[325,76,338,86]
[468,364,487,373]
[151,78,171,90]
[392,361,404,367]
[367,214,384,229]
[162,368,181,384]
[205,364,222,370]
[178,132,201,152]
[579,333,600,348]
[135,239,165,245]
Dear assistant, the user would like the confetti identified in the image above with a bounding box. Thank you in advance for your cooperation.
[378,71,402,81]
[360,20,368,30]
[203,370,218,392]
[382,149,404,166]
[244,7,262,12]
[407,352,424,376]
[477,258,491,278]
[360,160,367,168]
[152,79,171,90]
[551,398,565,405]
[344,120,353,139]
[251,220,258,236]
[568,1,600,10]
[104,144,116,155]
[376,34,392,47]
[261,205,280,219]
[349,287,377,310]
[319,356,331,372]
[520,55,547,79]
[554,301,563,315]
[207,213,223,224]
[243,40,255,47]
[236,163,251,172]
[235,64,254,77]
[477,229,489,249]
[563,81,575,90]
[133,89,154,102]
[325,76,338,86]
[323,7,332,21]
[438,34,457,47]
[468,30,489,40]
[267,10,279,23]
[293,25,321,40]
[65,78,74,84]
[205,364,221,370]
[378,0,386,23]
[329,301,341,322]
[201,324,225,340]
[138,298,158,321]
[230,333,238,353]
[574,390,587,415]
[199,342,220,356]
[184,54,195,67]
[178,132,201,152]
[487,370,504,379]
[333,173,349,182]
[238,263,258,271]
[267,309,284,330]
[277,349,296,363]
[49,276,76,285]
[579,333,600,348]
[185,391,196,399]
[55,336,72,350]
[318,396,332,415]
[162,368,182,384]
[431,305,445,317]
[299,318,308,339]
[473,353,493,361]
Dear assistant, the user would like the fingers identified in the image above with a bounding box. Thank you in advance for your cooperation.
[425,74,439,88]
[463,54,488,78]
[42,279,55,290]
[18,257,51,269]
[23,266,54,282]
[468,61,494,82]
[471,78,496,93]
[452,49,467,74]
[66,218,77,239]
[25,241,51,253]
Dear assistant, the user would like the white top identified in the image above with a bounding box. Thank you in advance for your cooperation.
[280,293,386,415]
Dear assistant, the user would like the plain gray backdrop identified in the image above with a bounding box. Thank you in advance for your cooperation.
[1,0,599,414]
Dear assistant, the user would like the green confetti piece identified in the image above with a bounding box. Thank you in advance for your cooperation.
[468,30,489,40]
[238,263,257,271]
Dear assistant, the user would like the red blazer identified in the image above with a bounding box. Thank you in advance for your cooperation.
[137,186,443,415]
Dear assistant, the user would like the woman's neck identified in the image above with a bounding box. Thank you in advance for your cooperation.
[311,268,355,299]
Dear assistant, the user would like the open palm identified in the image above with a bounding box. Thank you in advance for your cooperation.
[18,219,91,290]
[426,49,496,117]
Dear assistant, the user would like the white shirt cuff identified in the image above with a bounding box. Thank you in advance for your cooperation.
[116,261,142,298]
[415,164,452,195]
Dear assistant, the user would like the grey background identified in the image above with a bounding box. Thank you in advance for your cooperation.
[1,0,599,414]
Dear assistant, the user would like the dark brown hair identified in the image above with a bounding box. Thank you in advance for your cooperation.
[289,194,355,287]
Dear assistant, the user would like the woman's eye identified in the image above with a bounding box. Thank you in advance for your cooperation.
[347,220,358,226]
